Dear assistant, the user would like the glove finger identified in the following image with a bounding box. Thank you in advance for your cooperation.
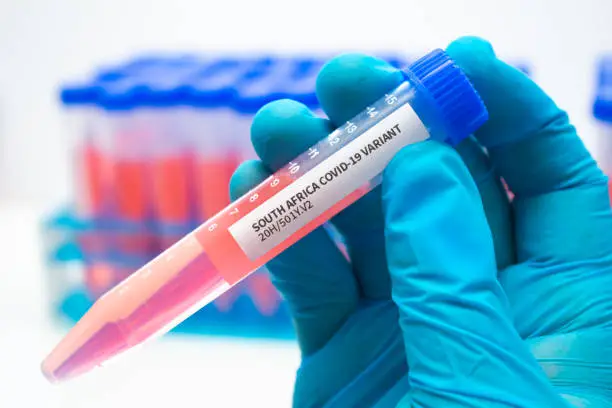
[383,141,566,407]
[315,53,405,299]
[447,37,610,263]
[232,139,359,356]
[455,136,515,270]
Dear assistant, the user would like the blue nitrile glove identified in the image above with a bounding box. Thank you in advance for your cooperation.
[229,37,612,407]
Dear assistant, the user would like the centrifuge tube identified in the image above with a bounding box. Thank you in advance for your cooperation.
[42,49,488,382]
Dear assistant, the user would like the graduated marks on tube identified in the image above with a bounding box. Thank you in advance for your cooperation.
[110,233,203,303]
[198,81,414,263]
[228,105,428,259]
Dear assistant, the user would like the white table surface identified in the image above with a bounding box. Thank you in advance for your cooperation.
[0,202,300,407]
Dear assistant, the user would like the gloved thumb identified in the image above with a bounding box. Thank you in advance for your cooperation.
[382,141,567,407]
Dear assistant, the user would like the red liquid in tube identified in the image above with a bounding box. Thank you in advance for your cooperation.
[78,142,106,216]
[152,153,194,224]
[195,155,240,220]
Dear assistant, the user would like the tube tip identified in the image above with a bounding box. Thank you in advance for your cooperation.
[41,360,60,384]
[39,318,131,383]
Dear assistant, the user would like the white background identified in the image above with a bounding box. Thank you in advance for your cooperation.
[0,0,611,406]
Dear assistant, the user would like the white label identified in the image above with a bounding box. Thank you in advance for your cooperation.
[228,103,429,260]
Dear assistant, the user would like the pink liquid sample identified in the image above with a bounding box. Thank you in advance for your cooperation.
[42,165,369,382]
[43,240,226,382]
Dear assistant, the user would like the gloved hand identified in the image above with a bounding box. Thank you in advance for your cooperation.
[229,37,612,407]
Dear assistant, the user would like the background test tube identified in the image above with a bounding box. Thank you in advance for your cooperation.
[138,58,205,250]
[186,58,274,221]
[60,83,110,221]
[42,49,488,382]
[99,78,155,257]
[60,78,126,258]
